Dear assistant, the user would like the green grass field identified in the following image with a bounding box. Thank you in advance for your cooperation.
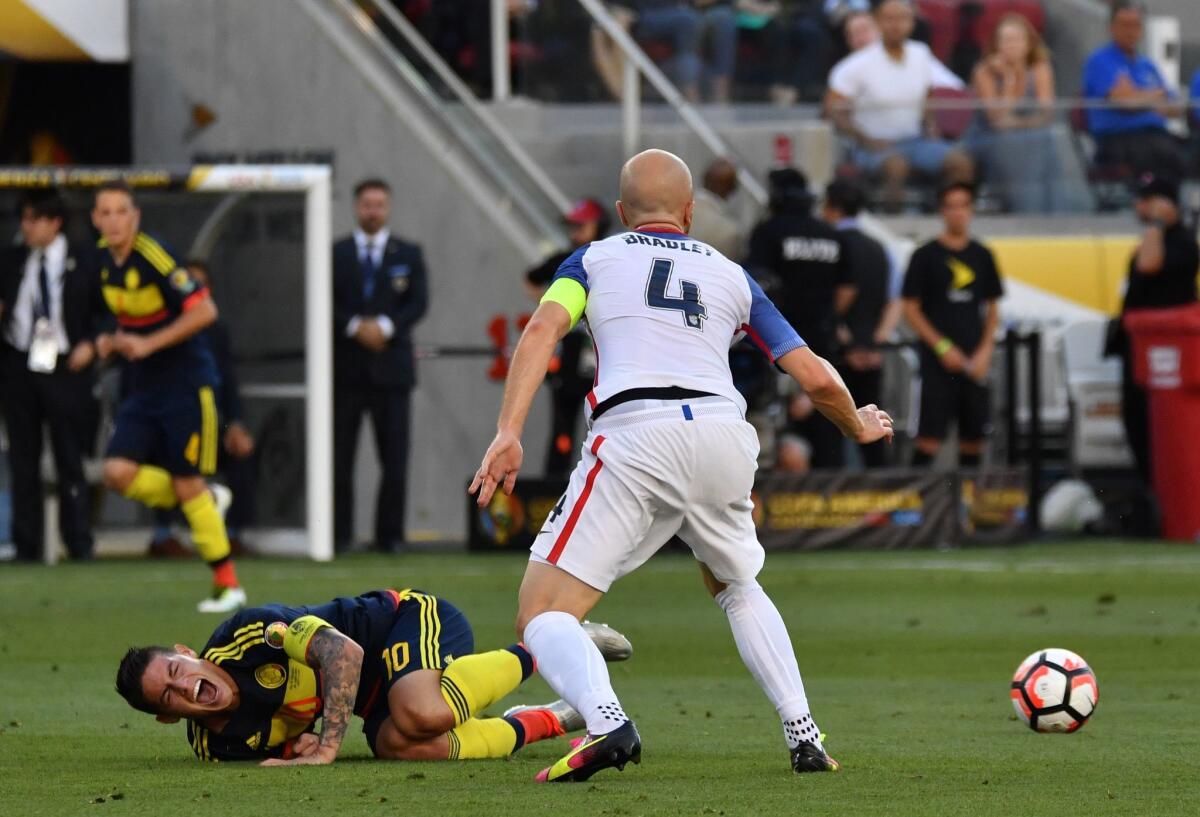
[2,542,1199,816]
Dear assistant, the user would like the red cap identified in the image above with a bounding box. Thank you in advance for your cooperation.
[564,198,604,225]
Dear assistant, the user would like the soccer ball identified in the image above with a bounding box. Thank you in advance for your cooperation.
[1010,648,1098,733]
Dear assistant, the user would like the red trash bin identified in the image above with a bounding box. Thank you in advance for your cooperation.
[1125,303,1200,541]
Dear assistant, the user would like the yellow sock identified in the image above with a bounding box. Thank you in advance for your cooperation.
[439,645,533,727]
[181,491,231,564]
[446,718,518,760]
[123,466,178,509]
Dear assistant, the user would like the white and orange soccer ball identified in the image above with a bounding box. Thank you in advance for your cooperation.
[1010,648,1099,733]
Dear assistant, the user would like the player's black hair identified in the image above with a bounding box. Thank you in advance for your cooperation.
[17,190,67,224]
[1109,0,1145,23]
[353,177,392,198]
[824,179,867,218]
[95,178,137,206]
[937,181,976,206]
[767,167,812,214]
[116,646,172,714]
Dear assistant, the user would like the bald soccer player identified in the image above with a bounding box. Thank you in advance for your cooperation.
[471,149,894,782]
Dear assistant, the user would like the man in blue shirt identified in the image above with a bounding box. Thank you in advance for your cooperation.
[1082,0,1187,179]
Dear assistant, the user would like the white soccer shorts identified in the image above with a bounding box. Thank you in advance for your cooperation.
[530,397,766,592]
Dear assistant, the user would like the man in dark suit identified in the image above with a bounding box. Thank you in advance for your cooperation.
[0,191,102,561]
[332,179,428,553]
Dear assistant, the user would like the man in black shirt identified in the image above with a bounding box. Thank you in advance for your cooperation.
[1114,175,1199,481]
[821,179,899,467]
[901,183,1004,467]
[747,168,854,468]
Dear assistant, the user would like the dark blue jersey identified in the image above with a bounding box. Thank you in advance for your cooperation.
[187,589,415,761]
[97,231,218,391]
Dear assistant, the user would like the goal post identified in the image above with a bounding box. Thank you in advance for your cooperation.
[0,165,334,561]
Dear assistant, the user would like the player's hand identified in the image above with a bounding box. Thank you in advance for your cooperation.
[966,348,993,383]
[261,745,336,767]
[939,345,967,373]
[94,333,115,361]
[223,422,255,458]
[113,331,155,361]
[67,341,95,372]
[854,404,894,445]
[469,430,524,507]
[284,733,321,759]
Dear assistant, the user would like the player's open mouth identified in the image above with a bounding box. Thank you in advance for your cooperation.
[194,678,218,705]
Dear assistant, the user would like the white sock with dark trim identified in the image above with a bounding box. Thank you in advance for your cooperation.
[715,580,821,749]
[523,610,628,736]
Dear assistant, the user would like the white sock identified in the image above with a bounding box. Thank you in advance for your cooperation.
[523,611,628,736]
[715,580,821,749]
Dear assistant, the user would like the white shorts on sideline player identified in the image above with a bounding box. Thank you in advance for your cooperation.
[530,395,765,591]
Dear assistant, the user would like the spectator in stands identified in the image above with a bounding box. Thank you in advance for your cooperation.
[969,14,1061,213]
[747,167,853,468]
[838,9,962,90]
[148,260,256,559]
[1110,175,1198,484]
[332,179,428,554]
[690,157,744,260]
[692,0,738,103]
[741,1,831,106]
[901,183,1003,469]
[1082,0,1188,181]
[523,199,606,476]
[821,179,899,467]
[775,432,813,474]
[0,191,98,562]
[826,0,974,212]
[597,2,734,102]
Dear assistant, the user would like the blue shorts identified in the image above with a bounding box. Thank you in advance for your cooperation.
[106,384,220,477]
[850,136,958,176]
[361,591,475,755]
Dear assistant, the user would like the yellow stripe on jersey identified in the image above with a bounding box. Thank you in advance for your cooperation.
[203,622,265,662]
[408,592,441,669]
[134,233,177,274]
[204,623,265,664]
[192,724,215,762]
[198,387,218,475]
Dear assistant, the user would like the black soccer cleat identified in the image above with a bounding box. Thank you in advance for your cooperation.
[535,720,642,783]
[790,740,840,774]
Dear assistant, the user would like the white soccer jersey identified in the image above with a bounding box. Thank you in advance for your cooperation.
[552,228,807,415]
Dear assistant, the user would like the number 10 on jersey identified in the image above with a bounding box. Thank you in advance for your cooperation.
[645,258,707,330]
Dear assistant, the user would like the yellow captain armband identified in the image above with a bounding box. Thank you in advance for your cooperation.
[283,615,333,664]
[540,278,587,327]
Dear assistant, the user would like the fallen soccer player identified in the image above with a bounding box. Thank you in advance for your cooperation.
[115,588,631,764]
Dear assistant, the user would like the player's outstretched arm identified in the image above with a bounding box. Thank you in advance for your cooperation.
[470,300,573,506]
[261,627,364,767]
[776,346,893,444]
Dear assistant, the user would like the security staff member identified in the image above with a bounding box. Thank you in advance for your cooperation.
[523,199,606,477]
[332,179,428,554]
[0,191,101,561]
[821,179,899,468]
[902,182,1004,468]
[746,167,854,468]
[1112,174,1199,482]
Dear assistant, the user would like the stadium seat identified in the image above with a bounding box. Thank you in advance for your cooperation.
[929,86,975,141]
[914,0,960,61]
[1067,105,1135,212]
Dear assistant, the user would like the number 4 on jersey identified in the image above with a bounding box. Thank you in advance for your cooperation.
[645,258,707,330]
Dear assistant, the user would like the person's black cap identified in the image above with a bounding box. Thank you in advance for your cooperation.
[1134,173,1179,204]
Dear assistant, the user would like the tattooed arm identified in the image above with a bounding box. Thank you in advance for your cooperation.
[261,626,364,767]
